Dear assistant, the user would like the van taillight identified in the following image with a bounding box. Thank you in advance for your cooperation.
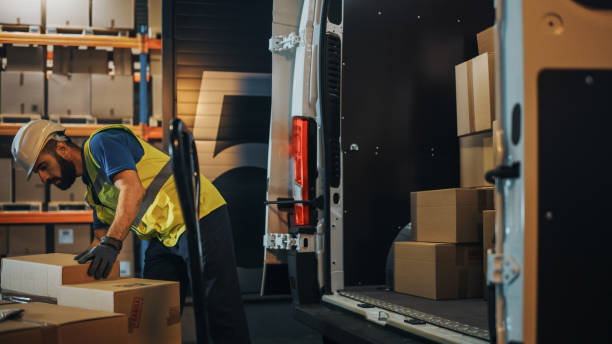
[292,117,310,225]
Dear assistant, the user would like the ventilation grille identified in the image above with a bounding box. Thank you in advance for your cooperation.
[323,34,342,188]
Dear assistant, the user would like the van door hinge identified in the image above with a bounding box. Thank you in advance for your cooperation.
[269,32,301,53]
[263,233,315,252]
[487,250,520,285]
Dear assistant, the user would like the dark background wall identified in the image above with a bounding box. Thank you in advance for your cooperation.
[167,0,273,273]
[174,0,272,128]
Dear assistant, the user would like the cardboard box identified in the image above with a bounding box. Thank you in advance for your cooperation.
[455,60,473,136]
[477,26,495,54]
[455,53,496,136]
[460,131,494,188]
[0,158,12,202]
[0,253,120,298]
[0,312,46,344]
[91,75,134,119]
[58,278,181,344]
[48,73,92,116]
[394,242,483,300]
[472,53,496,132]
[0,71,44,115]
[411,188,493,243]
[0,0,42,26]
[0,302,128,344]
[54,224,91,254]
[7,225,46,256]
[0,225,8,256]
[5,46,44,71]
[46,0,90,28]
[92,0,135,29]
[13,161,45,202]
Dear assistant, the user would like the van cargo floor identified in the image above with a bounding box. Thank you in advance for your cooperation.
[339,286,489,339]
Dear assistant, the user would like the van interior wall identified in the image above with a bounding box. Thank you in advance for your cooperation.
[341,0,494,286]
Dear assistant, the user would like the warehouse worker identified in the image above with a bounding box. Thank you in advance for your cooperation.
[11,120,250,343]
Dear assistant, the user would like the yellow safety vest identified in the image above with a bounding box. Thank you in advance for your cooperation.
[82,125,226,247]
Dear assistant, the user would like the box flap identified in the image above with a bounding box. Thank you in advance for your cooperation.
[60,278,179,293]
[394,242,454,262]
[0,302,125,326]
[3,253,82,266]
[0,317,43,334]
[413,188,478,207]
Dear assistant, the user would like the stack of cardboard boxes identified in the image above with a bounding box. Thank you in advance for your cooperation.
[395,187,493,300]
[0,253,181,343]
[394,27,498,300]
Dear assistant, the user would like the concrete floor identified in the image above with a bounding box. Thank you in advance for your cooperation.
[181,296,323,344]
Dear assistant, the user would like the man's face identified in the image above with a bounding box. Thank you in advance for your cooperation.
[33,150,76,190]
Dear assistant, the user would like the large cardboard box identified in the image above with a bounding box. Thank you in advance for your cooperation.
[92,0,135,29]
[459,131,494,188]
[0,158,12,202]
[54,224,91,254]
[455,60,472,136]
[58,278,181,344]
[49,73,92,116]
[13,160,45,202]
[0,314,45,344]
[394,242,483,300]
[5,46,44,71]
[472,53,496,132]
[455,53,496,136]
[0,253,120,298]
[411,188,493,243]
[477,26,495,54]
[7,225,46,256]
[0,302,128,344]
[46,0,90,28]
[0,0,42,26]
[148,0,162,38]
[91,75,134,120]
[49,175,88,202]
[0,71,44,115]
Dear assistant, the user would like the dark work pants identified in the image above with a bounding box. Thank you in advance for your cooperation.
[143,205,251,344]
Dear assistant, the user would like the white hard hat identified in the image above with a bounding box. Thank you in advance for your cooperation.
[11,120,66,180]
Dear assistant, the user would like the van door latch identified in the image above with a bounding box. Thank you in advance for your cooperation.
[487,251,520,285]
[485,162,520,184]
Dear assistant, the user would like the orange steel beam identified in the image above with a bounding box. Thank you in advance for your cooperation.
[0,211,93,224]
[0,124,144,138]
[0,32,140,49]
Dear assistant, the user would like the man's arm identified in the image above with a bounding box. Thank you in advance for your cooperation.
[77,169,145,279]
[106,169,145,241]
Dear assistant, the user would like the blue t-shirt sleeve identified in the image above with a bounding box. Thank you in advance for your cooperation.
[88,129,144,180]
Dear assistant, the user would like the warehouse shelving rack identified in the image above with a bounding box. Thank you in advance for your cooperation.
[0,23,163,268]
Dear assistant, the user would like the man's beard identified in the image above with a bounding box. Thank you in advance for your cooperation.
[53,152,77,190]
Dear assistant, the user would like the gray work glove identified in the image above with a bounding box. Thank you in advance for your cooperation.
[77,236,122,279]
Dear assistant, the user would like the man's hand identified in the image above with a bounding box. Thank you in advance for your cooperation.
[74,228,107,261]
[77,236,121,279]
